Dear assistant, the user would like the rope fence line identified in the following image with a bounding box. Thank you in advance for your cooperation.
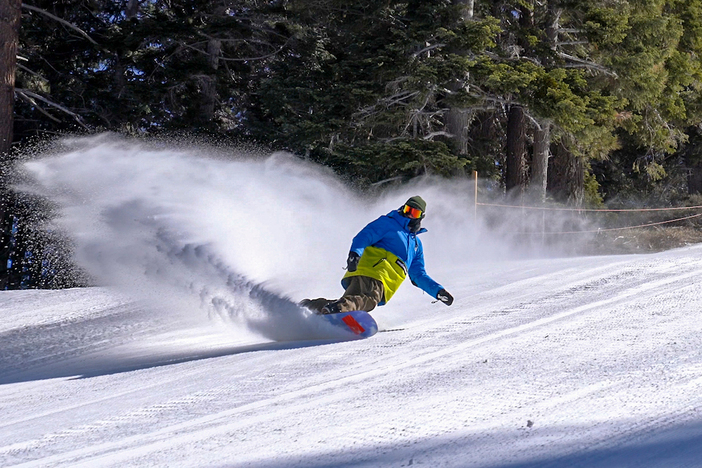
[538,212,702,235]
[471,171,702,235]
[476,202,702,213]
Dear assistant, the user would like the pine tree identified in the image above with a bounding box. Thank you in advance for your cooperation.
[590,0,702,203]
[463,1,622,204]
[248,0,501,184]
[15,0,291,136]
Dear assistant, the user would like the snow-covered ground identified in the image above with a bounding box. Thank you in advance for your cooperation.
[2,136,702,467]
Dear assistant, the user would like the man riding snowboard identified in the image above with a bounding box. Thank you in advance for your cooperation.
[301,196,454,315]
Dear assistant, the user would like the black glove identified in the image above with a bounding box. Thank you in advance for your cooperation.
[437,289,454,306]
[346,252,360,272]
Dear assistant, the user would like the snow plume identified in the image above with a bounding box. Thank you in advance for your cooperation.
[22,134,363,342]
[21,134,590,341]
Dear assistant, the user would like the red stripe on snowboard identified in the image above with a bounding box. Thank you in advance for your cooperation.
[342,315,366,335]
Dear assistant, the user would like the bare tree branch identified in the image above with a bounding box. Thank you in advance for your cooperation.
[17,63,46,81]
[354,91,421,120]
[402,91,433,137]
[423,131,453,140]
[178,38,290,62]
[370,175,404,186]
[215,44,289,62]
[558,52,617,77]
[21,4,98,45]
[411,43,446,57]
[481,48,616,78]
[15,88,89,129]
[15,91,61,122]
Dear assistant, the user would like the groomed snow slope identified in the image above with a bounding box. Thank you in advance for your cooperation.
[3,246,702,468]
[3,135,702,467]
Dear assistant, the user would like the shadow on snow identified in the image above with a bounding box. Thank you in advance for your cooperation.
[219,419,702,468]
[0,307,346,385]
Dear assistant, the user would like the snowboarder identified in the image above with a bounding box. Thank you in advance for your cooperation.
[301,196,454,315]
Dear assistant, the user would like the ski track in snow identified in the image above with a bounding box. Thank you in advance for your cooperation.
[3,247,702,467]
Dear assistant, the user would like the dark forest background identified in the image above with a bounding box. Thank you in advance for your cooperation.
[1,0,702,288]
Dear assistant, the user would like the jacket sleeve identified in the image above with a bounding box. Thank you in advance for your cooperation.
[408,240,443,298]
[349,216,387,256]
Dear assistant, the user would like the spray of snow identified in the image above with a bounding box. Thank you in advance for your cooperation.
[20,134,591,341]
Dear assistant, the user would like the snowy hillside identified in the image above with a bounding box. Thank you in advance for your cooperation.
[2,135,702,467]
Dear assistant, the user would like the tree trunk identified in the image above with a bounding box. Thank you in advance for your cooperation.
[518,2,534,52]
[126,0,140,19]
[0,0,20,155]
[525,3,559,201]
[529,121,550,202]
[197,76,217,124]
[446,108,470,155]
[454,0,474,20]
[548,139,584,206]
[195,39,221,125]
[505,104,527,194]
[688,167,702,194]
[0,0,21,290]
[445,0,473,155]
[546,6,561,48]
[207,39,221,71]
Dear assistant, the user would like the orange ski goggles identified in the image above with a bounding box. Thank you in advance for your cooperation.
[401,204,424,219]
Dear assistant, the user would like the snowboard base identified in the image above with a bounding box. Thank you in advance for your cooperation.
[320,310,378,338]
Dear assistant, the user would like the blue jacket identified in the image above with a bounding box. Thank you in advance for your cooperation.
[343,210,443,304]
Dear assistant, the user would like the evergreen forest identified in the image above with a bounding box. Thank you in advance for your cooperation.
[1,0,702,288]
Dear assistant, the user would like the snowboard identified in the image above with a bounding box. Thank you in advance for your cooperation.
[320,310,378,339]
